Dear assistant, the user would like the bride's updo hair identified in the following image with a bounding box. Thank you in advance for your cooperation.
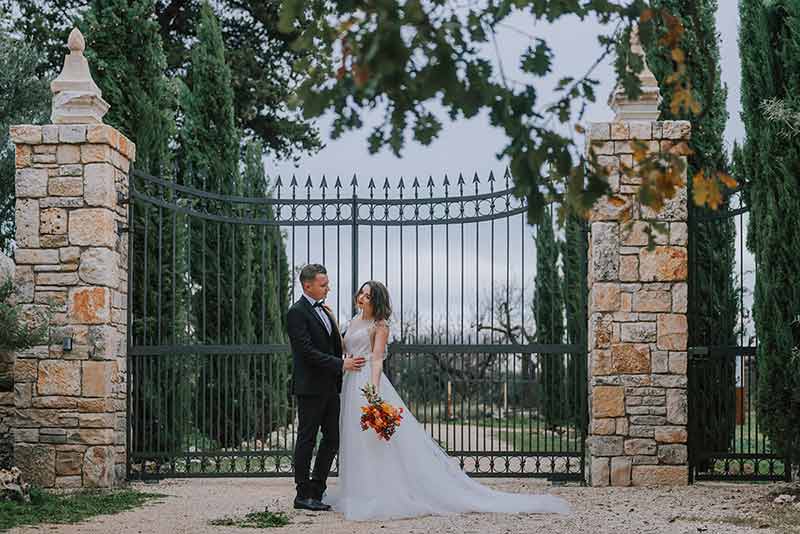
[355,280,392,322]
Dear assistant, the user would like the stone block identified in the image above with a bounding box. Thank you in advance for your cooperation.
[668,352,687,374]
[591,457,610,487]
[628,425,654,438]
[659,444,688,465]
[15,248,59,264]
[82,361,115,397]
[31,396,78,409]
[15,443,55,487]
[591,349,612,376]
[610,456,632,486]
[15,144,32,168]
[592,283,620,312]
[36,360,80,396]
[610,122,630,140]
[670,222,688,245]
[16,168,49,198]
[56,145,81,164]
[593,386,625,417]
[88,325,121,360]
[616,418,629,435]
[641,187,688,221]
[41,208,68,235]
[59,164,83,177]
[36,272,79,286]
[591,418,616,435]
[42,125,59,144]
[631,465,688,486]
[79,413,115,428]
[83,445,115,487]
[49,176,83,196]
[59,125,87,143]
[84,163,115,207]
[639,246,688,282]
[611,344,650,374]
[672,283,687,313]
[590,436,624,456]
[633,288,671,312]
[620,323,657,343]
[629,122,652,140]
[16,199,40,248]
[657,314,688,350]
[10,125,42,144]
[620,256,639,282]
[655,426,688,444]
[78,248,119,288]
[666,389,688,425]
[661,121,691,140]
[624,438,657,455]
[69,209,116,247]
[60,247,81,264]
[81,144,110,164]
[68,287,111,325]
[14,358,37,382]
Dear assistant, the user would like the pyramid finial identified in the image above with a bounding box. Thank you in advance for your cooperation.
[50,27,110,124]
[609,25,662,122]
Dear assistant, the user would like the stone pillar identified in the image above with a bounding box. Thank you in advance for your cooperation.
[10,28,134,489]
[585,28,691,487]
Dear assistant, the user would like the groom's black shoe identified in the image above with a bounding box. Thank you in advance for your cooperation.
[293,497,330,511]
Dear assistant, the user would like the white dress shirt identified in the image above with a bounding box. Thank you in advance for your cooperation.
[304,293,332,335]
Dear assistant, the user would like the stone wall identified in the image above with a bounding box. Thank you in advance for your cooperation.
[10,123,133,488]
[586,119,691,486]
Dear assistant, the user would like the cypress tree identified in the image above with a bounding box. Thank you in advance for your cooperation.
[645,0,739,462]
[561,214,587,432]
[738,0,800,466]
[178,2,244,447]
[534,208,565,429]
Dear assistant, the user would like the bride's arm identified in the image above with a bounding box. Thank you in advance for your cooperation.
[370,323,390,393]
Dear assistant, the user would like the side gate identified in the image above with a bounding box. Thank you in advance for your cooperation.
[687,187,792,482]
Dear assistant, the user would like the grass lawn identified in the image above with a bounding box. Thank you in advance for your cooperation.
[0,488,166,532]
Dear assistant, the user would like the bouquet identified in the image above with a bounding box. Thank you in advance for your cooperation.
[359,383,404,441]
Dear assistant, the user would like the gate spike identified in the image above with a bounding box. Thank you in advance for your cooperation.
[368,177,376,189]
[457,173,466,186]
[442,174,451,187]
[503,166,511,187]
[383,178,391,191]
[275,175,283,188]
[334,176,342,189]
[472,172,481,184]
[488,170,496,182]
[398,177,406,190]
[412,176,420,189]
[304,175,314,188]
[290,174,298,187]
[320,175,328,189]
[350,173,358,188]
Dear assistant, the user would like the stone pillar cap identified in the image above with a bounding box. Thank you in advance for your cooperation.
[50,28,109,124]
[609,25,662,122]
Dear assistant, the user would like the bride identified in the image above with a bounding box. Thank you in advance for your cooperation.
[322,280,570,521]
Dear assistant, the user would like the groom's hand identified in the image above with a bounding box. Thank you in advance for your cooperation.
[342,355,366,372]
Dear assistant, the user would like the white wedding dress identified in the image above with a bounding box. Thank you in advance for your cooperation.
[323,316,571,521]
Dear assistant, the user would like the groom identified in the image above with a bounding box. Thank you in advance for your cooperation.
[286,264,365,511]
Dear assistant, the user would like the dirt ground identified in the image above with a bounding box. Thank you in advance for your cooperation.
[9,478,800,534]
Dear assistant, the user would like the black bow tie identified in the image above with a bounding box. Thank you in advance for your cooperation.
[313,300,325,308]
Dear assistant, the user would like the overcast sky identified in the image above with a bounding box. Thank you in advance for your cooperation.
[270,3,743,181]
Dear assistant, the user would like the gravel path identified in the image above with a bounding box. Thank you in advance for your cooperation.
[9,478,792,534]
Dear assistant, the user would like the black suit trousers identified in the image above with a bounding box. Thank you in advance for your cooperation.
[294,393,340,500]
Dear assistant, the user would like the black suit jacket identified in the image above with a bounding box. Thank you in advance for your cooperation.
[286,297,343,395]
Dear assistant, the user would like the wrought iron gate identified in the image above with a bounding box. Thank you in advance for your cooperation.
[127,168,588,481]
[688,188,791,482]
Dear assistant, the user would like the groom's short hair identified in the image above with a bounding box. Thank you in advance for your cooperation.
[299,263,327,285]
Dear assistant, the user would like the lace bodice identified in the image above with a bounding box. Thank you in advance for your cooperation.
[343,316,385,360]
